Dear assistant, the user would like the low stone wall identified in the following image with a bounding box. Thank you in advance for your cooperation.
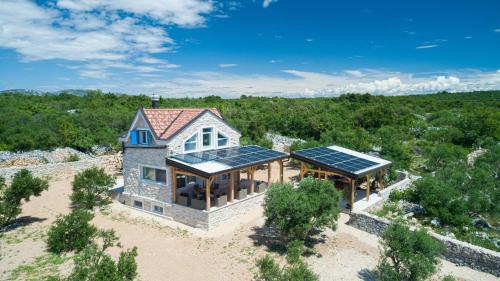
[119,191,265,230]
[0,154,121,180]
[347,211,500,277]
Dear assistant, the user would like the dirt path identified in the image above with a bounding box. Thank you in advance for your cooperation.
[1,174,497,281]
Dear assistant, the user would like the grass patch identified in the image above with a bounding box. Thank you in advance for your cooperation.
[372,202,403,218]
[6,253,71,281]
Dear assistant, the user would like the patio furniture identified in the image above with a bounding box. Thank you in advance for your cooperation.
[190,198,205,210]
[212,194,227,207]
[255,182,268,193]
[235,188,247,200]
[177,192,189,206]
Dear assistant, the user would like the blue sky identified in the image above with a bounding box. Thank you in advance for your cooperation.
[0,0,499,97]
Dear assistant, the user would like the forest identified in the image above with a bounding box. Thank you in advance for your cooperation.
[0,90,499,249]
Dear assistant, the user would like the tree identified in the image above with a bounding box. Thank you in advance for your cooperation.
[0,169,48,227]
[70,167,115,209]
[373,219,443,281]
[263,178,341,241]
[47,209,98,254]
[256,240,318,281]
[61,230,138,281]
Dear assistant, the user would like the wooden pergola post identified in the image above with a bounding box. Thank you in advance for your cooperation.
[229,171,235,203]
[350,178,355,211]
[205,176,213,211]
[249,167,255,194]
[279,160,284,183]
[267,162,272,184]
[366,174,370,201]
[171,167,177,203]
[379,169,384,190]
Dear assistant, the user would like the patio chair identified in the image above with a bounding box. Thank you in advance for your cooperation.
[190,198,206,210]
[212,194,227,207]
[177,192,189,206]
[255,182,268,193]
[235,187,247,200]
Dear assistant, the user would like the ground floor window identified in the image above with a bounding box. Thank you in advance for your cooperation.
[133,200,143,208]
[153,205,164,214]
[142,166,167,185]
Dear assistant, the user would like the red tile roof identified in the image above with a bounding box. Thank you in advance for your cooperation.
[142,108,222,140]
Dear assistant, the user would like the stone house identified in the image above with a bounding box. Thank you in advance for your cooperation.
[119,97,287,229]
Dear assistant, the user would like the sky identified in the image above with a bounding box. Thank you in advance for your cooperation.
[0,0,499,98]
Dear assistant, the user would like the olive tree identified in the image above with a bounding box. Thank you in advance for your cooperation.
[374,219,443,281]
[263,177,341,241]
[0,169,48,227]
[70,167,115,209]
[47,209,97,254]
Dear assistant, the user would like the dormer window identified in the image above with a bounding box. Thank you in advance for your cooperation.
[184,133,197,152]
[130,129,150,145]
[217,132,228,147]
[202,128,213,148]
[139,130,149,145]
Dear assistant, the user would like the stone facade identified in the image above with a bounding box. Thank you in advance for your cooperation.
[122,147,171,203]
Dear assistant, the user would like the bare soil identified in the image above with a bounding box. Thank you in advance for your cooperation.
[0,165,497,281]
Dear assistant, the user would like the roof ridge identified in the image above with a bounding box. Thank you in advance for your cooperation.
[159,109,184,138]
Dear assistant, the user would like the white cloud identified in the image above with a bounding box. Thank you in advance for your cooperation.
[218,63,237,68]
[464,36,473,39]
[344,70,364,78]
[416,44,439,49]
[494,28,500,33]
[71,68,498,98]
[263,0,278,8]
[269,59,281,63]
[305,38,314,42]
[0,0,212,69]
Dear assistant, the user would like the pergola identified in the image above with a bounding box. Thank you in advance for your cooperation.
[165,145,288,211]
[290,145,391,210]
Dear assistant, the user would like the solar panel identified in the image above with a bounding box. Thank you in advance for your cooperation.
[171,145,287,169]
[293,146,378,174]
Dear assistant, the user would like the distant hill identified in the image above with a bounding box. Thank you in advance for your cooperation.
[0,89,95,96]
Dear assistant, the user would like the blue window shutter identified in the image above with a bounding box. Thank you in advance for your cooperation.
[130,130,138,144]
[147,131,151,144]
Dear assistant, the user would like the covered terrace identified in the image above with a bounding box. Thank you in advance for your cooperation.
[290,145,391,211]
[166,145,288,211]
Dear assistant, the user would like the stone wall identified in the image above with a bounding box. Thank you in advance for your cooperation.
[0,154,120,180]
[119,192,265,230]
[348,211,500,277]
[122,147,171,203]
[167,112,240,155]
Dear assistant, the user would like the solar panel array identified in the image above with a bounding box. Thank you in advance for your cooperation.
[171,145,286,168]
[293,147,378,174]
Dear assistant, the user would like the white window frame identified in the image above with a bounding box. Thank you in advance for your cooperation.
[152,204,164,214]
[133,200,143,209]
[217,130,229,148]
[183,132,198,153]
[140,165,168,186]
[201,126,214,150]
[138,130,149,145]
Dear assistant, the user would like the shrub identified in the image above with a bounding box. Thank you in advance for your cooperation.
[255,241,318,281]
[263,178,341,241]
[70,167,115,209]
[66,153,80,162]
[373,219,443,281]
[0,169,48,227]
[47,209,97,254]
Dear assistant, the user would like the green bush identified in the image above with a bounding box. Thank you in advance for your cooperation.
[263,178,341,241]
[373,219,443,281]
[70,167,115,209]
[0,169,48,227]
[66,153,80,162]
[255,240,318,281]
[47,209,97,254]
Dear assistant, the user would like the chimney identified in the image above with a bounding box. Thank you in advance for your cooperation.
[151,94,160,109]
